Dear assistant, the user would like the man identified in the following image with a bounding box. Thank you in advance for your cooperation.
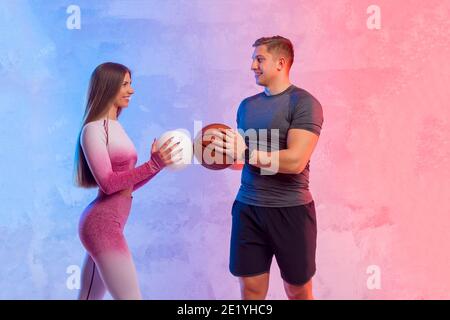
[212,36,324,300]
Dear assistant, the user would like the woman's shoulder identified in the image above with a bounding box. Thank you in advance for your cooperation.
[81,119,125,140]
[82,119,103,131]
[81,119,109,139]
[82,118,121,129]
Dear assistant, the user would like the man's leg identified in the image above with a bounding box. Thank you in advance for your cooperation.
[283,278,314,300]
[230,201,273,300]
[239,273,270,300]
[267,201,318,300]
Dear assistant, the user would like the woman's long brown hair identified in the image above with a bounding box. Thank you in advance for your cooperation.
[73,62,131,188]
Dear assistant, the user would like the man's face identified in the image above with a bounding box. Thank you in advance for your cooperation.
[251,45,279,87]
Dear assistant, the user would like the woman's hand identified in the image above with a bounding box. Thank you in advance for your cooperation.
[150,137,183,168]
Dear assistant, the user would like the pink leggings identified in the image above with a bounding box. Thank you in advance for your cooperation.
[78,192,141,299]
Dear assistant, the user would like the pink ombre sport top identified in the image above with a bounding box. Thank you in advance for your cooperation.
[80,118,164,196]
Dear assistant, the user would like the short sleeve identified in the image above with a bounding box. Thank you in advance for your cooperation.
[236,100,243,127]
[289,95,324,136]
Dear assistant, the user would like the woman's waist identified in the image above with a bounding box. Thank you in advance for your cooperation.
[97,187,133,199]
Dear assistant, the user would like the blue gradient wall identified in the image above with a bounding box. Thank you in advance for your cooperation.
[0,0,268,299]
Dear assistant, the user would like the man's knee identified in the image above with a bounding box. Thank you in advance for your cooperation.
[284,279,313,300]
[242,282,265,295]
[239,273,269,298]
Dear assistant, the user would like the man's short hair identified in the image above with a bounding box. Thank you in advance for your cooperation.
[253,36,294,68]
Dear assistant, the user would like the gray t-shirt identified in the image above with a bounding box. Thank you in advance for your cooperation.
[235,85,324,207]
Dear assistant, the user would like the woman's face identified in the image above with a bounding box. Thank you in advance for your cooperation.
[113,72,134,108]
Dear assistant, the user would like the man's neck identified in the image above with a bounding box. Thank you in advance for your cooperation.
[264,79,292,96]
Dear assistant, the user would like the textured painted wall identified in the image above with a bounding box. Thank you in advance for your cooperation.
[0,0,449,299]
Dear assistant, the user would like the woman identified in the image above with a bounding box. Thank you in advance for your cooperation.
[73,62,181,299]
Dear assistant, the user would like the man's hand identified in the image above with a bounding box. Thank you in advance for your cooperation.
[209,128,247,164]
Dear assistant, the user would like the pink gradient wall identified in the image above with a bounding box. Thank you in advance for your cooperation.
[290,0,450,298]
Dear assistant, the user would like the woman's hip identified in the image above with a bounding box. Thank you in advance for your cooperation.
[79,192,133,233]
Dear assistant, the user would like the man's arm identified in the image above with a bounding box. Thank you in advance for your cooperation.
[250,129,319,174]
[210,128,319,173]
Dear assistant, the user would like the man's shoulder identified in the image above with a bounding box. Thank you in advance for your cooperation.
[290,85,322,109]
[241,91,265,106]
[291,85,317,99]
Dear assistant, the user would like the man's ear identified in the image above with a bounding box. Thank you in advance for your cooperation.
[277,57,286,71]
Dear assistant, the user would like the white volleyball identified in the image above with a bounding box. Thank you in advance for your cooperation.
[156,129,193,171]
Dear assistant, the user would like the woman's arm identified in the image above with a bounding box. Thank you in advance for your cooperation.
[81,123,165,195]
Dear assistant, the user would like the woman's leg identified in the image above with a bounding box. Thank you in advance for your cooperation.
[78,253,106,300]
[79,194,140,299]
[93,250,142,300]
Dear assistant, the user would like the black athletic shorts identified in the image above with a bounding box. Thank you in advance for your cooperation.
[229,199,317,285]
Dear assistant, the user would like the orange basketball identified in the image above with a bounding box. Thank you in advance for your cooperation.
[194,123,234,170]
